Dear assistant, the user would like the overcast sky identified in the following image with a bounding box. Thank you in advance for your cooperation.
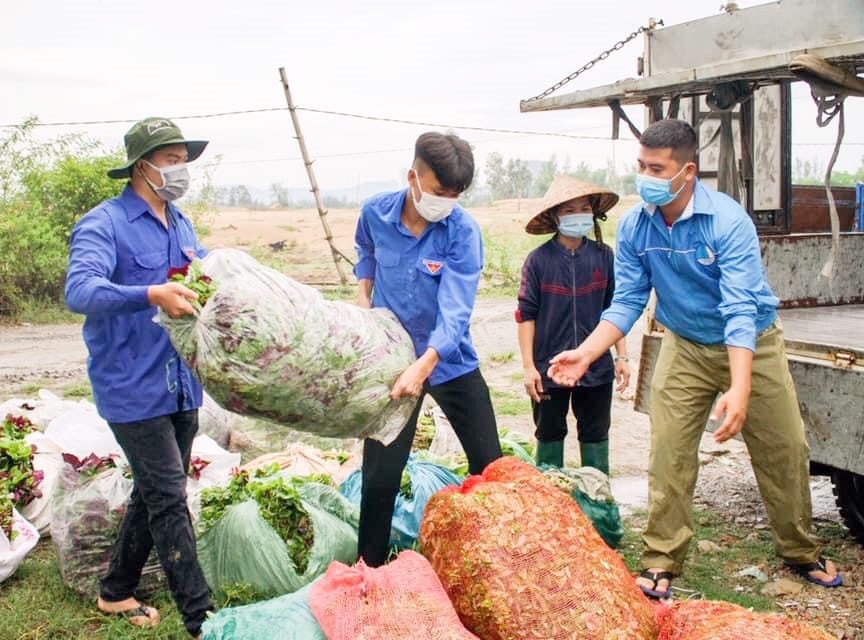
[4,0,863,194]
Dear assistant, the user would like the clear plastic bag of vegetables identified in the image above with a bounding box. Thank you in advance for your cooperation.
[50,456,164,597]
[159,249,416,445]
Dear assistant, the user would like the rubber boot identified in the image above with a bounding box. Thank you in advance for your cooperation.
[535,439,564,468]
[579,440,610,476]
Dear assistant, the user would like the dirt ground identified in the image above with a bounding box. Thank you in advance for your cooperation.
[1,200,861,636]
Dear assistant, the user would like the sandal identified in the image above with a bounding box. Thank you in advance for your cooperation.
[96,598,161,628]
[636,569,674,600]
[785,557,843,588]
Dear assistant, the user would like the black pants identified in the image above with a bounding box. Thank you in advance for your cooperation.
[531,383,612,443]
[102,410,213,637]
[358,368,502,567]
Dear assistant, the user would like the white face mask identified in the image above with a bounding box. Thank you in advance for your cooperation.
[411,169,457,223]
[557,213,595,238]
[142,159,190,202]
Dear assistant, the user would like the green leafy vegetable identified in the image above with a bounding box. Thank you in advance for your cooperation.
[199,466,317,574]
[167,260,217,307]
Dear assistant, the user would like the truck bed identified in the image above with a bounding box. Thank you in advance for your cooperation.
[779,305,864,352]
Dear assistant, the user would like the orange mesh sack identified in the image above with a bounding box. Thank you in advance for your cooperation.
[308,550,480,640]
[656,600,836,640]
[419,456,657,640]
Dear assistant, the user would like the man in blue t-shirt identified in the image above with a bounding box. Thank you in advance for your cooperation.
[353,132,502,566]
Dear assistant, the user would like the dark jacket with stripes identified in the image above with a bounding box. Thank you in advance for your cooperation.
[516,237,615,389]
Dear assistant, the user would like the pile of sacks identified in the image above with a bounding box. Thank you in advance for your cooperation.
[1,384,839,640]
[202,458,837,640]
[0,391,240,593]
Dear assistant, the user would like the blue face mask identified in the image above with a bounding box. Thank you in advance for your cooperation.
[635,164,688,206]
[557,213,594,238]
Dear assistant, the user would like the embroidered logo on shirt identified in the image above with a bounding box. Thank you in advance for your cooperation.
[695,244,716,266]
[423,259,444,274]
[183,246,197,260]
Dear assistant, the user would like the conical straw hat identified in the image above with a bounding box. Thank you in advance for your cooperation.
[525,175,619,235]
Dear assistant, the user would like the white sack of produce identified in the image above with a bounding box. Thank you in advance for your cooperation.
[44,404,124,463]
[0,390,89,430]
[199,391,239,448]
[160,249,417,445]
[0,509,39,583]
[21,432,64,534]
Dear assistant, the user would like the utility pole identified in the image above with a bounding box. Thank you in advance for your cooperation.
[278,67,349,285]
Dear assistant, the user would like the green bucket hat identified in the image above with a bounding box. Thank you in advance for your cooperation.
[107,117,208,179]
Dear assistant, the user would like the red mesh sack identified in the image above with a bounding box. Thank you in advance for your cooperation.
[656,600,836,640]
[419,456,657,640]
[309,550,479,640]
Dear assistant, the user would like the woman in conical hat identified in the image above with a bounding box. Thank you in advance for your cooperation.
[516,175,630,479]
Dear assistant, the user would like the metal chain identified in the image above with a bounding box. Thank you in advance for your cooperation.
[523,20,663,103]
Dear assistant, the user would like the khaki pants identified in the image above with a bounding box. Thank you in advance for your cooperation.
[643,323,819,574]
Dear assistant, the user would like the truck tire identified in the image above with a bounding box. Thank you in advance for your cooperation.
[831,470,864,545]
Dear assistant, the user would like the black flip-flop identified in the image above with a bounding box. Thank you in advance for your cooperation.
[98,603,159,627]
[785,557,843,588]
[637,569,673,599]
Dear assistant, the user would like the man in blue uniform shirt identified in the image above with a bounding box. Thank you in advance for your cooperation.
[65,117,213,637]
[548,119,840,598]
[353,132,502,566]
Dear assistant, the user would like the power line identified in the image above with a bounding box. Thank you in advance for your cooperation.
[4,107,860,165]
[293,107,612,140]
[0,106,615,141]
[0,108,286,128]
[216,132,615,167]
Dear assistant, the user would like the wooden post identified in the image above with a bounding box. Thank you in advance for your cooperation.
[278,67,348,285]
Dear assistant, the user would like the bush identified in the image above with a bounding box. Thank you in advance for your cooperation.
[0,120,122,317]
[20,154,122,241]
[0,206,70,315]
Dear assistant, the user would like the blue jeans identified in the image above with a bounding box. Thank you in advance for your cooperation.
[101,410,213,636]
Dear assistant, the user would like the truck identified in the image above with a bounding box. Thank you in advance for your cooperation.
[520,0,864,543]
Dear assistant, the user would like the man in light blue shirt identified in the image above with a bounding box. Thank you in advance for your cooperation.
[353,132,502,566]
[65,118,213,637]
[548,119,840,597]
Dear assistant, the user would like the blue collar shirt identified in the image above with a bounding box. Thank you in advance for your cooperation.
[65,184,206,423]
[601,181,778,352]
[353,189,482,386]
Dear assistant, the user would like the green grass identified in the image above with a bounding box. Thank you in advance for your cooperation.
[1,299,81,326]
[487,351,515,366]
[15,381,53,396]
[0,543,188,640]
[320,285,357,302]
[480,228,544,295]
[62,380,92,400]
[490,388,530,416]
